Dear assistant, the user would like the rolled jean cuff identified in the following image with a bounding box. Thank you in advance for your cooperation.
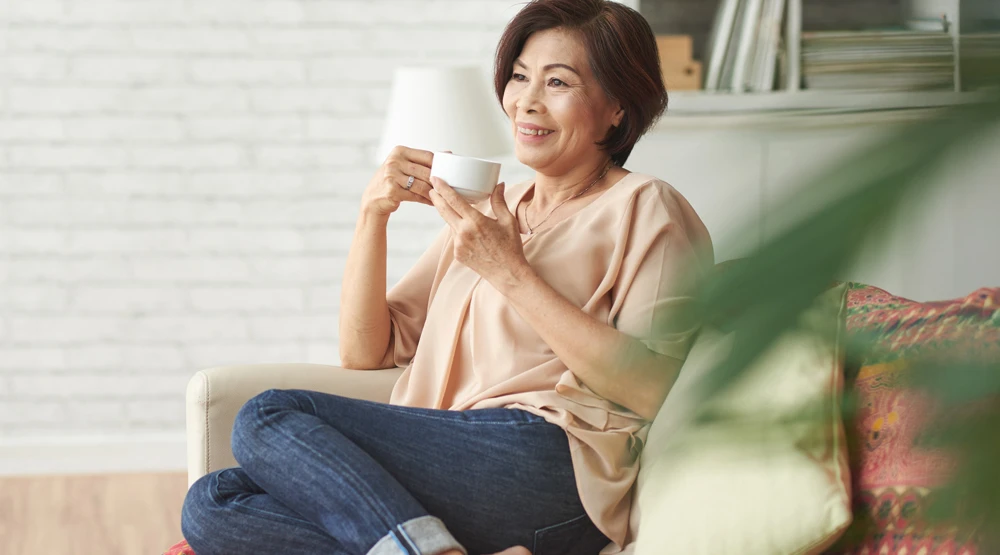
[367,515,468,555]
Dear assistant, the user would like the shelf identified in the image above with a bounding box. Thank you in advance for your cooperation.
[665,90,979,115]
[649,90,990,130]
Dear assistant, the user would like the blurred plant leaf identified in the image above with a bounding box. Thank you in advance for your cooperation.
[908,360,1000,407]
[691,88,1000,404]
[669,54,1000,549]
[905,361,1000,549]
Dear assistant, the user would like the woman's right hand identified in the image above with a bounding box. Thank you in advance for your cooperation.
[362,146,437,217]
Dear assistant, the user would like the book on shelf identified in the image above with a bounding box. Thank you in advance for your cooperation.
[749,0,786,92]
[704,0,741,91]
[718,0,749,91]
[731,0,764,93]
[705,0,792,92]
[703,0,958,93]
[801,30,955,91]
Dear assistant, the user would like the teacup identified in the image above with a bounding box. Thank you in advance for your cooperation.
[430,152,502,203]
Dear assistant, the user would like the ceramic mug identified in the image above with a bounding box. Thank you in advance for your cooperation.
[430,152,502,203]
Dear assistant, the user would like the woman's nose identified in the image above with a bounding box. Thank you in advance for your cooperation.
[517,81,546,114]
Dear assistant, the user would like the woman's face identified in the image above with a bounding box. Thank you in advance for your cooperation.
[502,27,623,175]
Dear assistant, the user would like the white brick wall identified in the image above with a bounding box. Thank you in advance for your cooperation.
[0,0,539,471]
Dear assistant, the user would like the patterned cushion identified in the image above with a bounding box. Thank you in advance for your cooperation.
[844,284,1000,365]
[824,283,1000,555]
[162,539,196,555]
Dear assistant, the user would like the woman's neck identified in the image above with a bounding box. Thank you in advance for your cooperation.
[531,159,613,210]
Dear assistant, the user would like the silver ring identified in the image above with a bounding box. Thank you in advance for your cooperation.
[405,175,415,190]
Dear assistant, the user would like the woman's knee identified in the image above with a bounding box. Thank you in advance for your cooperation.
[232,388,307,466]
[182,469,259,555]
[181,472,222,552]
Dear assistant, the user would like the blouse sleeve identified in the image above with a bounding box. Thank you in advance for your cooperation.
[611,184,713,361]
[385,225,452,367]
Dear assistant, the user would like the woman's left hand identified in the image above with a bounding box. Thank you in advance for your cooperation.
[429,177,531,293]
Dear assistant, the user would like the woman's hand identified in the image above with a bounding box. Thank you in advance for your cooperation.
[362,146,437,217]
[429,177,532,293]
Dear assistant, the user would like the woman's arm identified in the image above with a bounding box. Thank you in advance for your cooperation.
[339,146,436,369]
[338,210,395,369]
[429,178,699,420]
[499,269,683,421]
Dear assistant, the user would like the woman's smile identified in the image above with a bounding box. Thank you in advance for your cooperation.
[516,126,557,143]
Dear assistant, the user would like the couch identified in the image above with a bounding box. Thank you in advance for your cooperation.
[169,282,998,555]
[184,362,404,489]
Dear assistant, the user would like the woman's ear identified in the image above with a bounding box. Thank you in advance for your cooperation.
[611,107,624,128]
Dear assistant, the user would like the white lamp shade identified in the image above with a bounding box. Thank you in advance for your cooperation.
[375,66,512,164]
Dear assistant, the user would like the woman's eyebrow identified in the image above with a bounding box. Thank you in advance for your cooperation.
[513,58,581,76]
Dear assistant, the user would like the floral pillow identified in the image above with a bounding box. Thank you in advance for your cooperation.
[825,283,1000,555]
[163,539,196,555]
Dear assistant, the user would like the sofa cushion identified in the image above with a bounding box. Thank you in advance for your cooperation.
[824,284,1000,555]
[634,283,851,555]
[162,539,195,555]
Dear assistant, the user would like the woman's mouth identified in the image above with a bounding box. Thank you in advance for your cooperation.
[516,126,556,142]
[517,126,555,136]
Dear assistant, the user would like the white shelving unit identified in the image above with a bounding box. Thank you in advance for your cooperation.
[641,0,970,114]
[666,89,979,115]
[630,0,1000,301]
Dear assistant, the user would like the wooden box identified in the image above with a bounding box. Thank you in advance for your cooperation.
[656,35,702,91]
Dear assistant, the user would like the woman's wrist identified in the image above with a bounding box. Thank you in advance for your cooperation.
[358,203,391,227]
[495,262,540,299]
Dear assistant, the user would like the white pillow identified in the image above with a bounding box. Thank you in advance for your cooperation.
[634,284,851,555]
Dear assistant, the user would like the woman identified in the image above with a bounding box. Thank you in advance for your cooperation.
[181,1,713,554]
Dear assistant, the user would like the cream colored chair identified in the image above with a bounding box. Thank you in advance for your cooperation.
[185,363,404,487]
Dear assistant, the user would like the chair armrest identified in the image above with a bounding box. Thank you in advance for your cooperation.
[185,363,404,488]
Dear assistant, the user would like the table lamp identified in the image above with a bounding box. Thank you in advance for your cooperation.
[375,65,512,164]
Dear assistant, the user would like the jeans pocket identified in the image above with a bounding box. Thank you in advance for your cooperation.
[462,407,550,425]
[532,513,609,555]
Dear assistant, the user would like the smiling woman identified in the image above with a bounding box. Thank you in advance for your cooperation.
[182,2,712,555]
[494,0,668,169]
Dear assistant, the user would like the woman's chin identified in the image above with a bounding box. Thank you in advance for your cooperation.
[513,147,556,171]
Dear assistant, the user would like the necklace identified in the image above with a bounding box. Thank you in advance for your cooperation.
[524,161,612,235]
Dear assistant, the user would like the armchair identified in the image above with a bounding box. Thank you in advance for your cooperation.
[184,363,404,487]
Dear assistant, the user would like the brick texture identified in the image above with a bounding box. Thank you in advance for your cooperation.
[0,0,528,439]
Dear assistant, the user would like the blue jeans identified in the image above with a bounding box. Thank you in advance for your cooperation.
[181,388,610,555]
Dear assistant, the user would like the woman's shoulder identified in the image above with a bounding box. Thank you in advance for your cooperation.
[617,172,715,264]
[613,172,695,216]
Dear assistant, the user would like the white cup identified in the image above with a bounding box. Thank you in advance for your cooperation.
[430,152,502,203]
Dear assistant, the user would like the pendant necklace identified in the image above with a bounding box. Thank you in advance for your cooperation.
[524,161,612,235]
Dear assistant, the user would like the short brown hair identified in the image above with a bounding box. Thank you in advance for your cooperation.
[493,0,668,167]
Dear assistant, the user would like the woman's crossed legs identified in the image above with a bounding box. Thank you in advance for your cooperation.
[181,388,609,555]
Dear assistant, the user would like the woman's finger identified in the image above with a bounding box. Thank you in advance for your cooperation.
[401,190,433,207]
[386,145,434,168]
[430,177,480,220]
[389,158,433,186]
[406,179,434,202]
[429,189,463,227]
[489,183,513,224]
[392,174,433,202]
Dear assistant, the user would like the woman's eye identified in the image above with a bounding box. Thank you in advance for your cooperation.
[511,73,526,82]
[549,78,566,87]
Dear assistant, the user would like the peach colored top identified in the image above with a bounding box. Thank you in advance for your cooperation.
[386,172,714,553]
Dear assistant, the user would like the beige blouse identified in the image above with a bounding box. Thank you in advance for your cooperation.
[386,172,714,553]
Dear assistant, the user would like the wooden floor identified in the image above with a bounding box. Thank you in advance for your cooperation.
[0,471,190,555]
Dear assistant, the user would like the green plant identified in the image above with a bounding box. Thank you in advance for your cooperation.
[683,69,1000,549]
